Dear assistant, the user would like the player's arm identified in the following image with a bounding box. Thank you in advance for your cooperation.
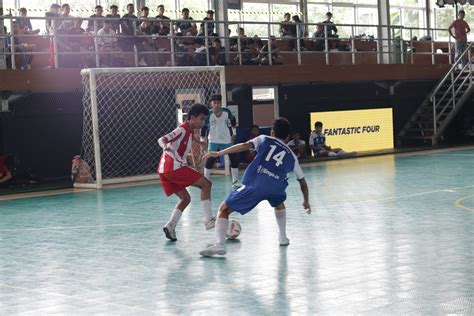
[298,178,311,214]
[158,136,168,150]
[448,22,456,38]
[0,170,12,183]
[294,161,311,213]
[158,127,183,150]
[203,142,253,159]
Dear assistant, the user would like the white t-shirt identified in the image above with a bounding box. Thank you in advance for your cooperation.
[206,108,236,144]
[287,139,306,148]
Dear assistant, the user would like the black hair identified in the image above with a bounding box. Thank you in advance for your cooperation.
[158,5,165,9]
[314,121,323,128]
[210,94,222,101]
[272,117,290,139]
[182,8,190,13]
[284,13,291,18]
[141,6,149,11]
[459,10,465,14]
[127,3,134,9]
[187,103,209,119]
[110,5,118,10]
[95,5,103,10]
[251,124,260,130]
[19,8,27,13]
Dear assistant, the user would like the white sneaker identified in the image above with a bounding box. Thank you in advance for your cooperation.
[163,224,177,241]
[138,59,148,66]
[199,244,227,256]
[279,235,290,246]
[205,217,216,230]
[232,180,243,190]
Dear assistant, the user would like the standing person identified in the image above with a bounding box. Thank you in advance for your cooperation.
[158,103,215,241]
[199,117,311,257]
[106,5,121,33]
[448,10,471,67]
[202,94,242,189]
[154,4,170,35]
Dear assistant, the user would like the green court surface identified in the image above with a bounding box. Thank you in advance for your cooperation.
[1,148,473,315]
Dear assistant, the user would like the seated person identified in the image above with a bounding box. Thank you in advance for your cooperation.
[97,20,123,66]
[18,8,40,34]
[309,121,356,158]
[242,125,260,163]
[0,154,13,187]
[174,8,197,36]
[287,131,307,158]
[6,21,36,69]
[253,36,283,65]
[153,5,171,35]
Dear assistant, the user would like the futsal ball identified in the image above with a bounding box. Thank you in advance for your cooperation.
[226,219,241,239]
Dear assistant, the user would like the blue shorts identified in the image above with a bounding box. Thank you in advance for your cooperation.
[208,142,233,152]
[225,185,287,215]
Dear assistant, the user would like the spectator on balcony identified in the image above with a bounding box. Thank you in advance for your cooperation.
[279,13,294,37]
[97,20,123,67]
[312,24,325,51]
[154,5,170,35]
[173,33,192,66]
[287,131,307,159]
[121,3,138,36]
[18,8,40,34]
[198,10,215,36]
[291,15,306,51]
[256,36,282,65]
[87,5,104,33]
[448,10,471,67]
[321,12,338,38]
[6,21,35,69]
[230,27,247,49]
[106,5,121,33]
[58,3,74,30]
[174,8,197,36]
[45,3,61,31]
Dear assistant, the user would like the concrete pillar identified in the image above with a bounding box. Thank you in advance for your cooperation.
[214,0,230,63]
[377,0,391,64]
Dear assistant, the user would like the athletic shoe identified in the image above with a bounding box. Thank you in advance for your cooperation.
[205,217,216,230]
[279,235,290,246]
[163,224,177,241]
[232,180,243,190]
[199,244,227,256]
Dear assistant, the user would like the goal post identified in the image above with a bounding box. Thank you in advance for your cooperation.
[78,66,226,189]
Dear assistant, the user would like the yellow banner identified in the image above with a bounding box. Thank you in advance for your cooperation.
[310,108,394,152]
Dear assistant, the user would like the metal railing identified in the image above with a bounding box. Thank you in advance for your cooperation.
[0,15,461,70]
[430,43,472,137]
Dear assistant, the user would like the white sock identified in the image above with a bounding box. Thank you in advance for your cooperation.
[201,199,213,222]
[216,218,229,245]
[274,209,287,239]
[231,168,239,183]
[328,151,337,157]
[204,168,212,179]
[166,208,182,228]
[337,150,347,157]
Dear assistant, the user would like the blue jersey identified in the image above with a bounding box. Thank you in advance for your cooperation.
[242,135,304,193]
[309,131,326,152]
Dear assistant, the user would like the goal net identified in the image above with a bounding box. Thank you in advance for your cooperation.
[78,66,225,189]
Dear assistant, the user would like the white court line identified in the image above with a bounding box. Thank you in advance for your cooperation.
[427,154,474,157]
[2,185,473,233]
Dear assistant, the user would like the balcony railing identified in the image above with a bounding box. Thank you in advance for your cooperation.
[0,15,461,70]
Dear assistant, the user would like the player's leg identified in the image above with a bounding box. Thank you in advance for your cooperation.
[274,203,289,246]
[204,142,219,179]
[199,202,232,256]
[192,175,215,229]
[163,189,190,241]
[229,152,242,188]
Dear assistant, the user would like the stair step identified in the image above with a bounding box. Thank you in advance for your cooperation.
[402,136,433,140]
[406,128,434,132]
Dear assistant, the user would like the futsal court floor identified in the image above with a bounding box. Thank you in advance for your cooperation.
[1,147,473,315]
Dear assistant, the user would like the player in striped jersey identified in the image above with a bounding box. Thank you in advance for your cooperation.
[158,103,215,241]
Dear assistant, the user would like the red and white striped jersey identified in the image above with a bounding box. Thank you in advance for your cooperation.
[158,122,193,173]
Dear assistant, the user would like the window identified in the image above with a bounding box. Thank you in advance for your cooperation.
[307,3,330,36]
[242,2,270,37]
[332,6,356,39]
[271,3,299,37]
[356,7,378,37]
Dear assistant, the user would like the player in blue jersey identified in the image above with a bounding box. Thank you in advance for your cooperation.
[309,121,356,157]
[199,117,311,256]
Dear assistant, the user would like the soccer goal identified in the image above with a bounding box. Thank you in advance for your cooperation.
[78,66,226,189]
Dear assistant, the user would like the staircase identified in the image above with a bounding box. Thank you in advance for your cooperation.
[398,43,473,146]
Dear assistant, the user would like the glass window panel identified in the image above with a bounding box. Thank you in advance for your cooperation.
[356,7,378,37]
[434,7,455,40]
[357,0,378,5]
[331,6,355,39]
[179,0,209,18]
[242,2,270,37]
[402,8,424,39]
[307,3,330,24]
